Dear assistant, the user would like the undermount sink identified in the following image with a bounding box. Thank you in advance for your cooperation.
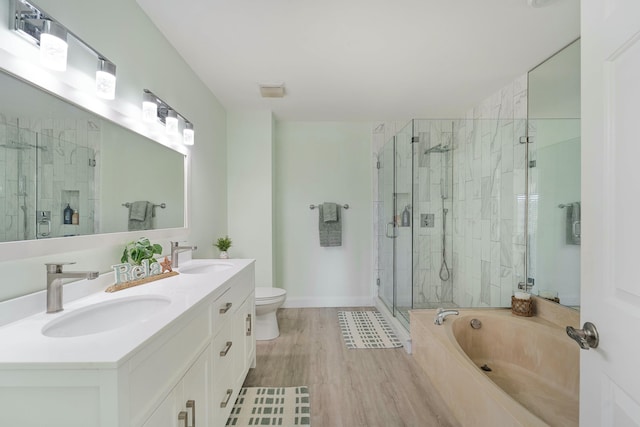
[42,295,171,338]
[179,262,234,275]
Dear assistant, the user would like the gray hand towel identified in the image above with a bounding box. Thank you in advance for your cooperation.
[319,204,342,247]
[322,202,338,222]
[565,202,581,245]
[129,201,148,221]
[128,201,154,231]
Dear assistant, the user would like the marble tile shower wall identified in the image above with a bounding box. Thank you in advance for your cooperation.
[0,116,100,242]
[371,74,527,309]
[452,74,528,307]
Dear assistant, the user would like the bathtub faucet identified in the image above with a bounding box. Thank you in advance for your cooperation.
[434,308,459,325]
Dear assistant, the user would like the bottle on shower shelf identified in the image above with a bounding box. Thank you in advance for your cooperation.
[401,205,411,227]
[63,203,73,225]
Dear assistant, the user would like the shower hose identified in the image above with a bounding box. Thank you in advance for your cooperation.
[439,200,451,282]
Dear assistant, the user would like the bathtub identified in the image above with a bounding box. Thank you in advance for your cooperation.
[411,308,579,426]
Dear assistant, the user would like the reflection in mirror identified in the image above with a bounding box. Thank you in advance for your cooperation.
[527,39,580,308]
[0,69,185,243]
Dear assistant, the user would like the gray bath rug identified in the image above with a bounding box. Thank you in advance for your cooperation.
[226,386,310,426]
[338,310,403,349]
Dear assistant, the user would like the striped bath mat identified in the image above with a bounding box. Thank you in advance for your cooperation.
[338,310,402,349]
[226,386,310,426]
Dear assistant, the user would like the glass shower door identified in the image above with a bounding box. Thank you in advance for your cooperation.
[394,121,414,327]
[377,137,396,315]
[377,121,414,328]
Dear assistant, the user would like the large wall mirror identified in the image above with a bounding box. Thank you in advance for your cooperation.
[527,39,581,308]
[0,69,186,244]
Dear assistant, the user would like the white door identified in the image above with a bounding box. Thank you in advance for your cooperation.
[581,0,640,425]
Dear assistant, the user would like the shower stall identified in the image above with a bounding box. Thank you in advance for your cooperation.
[0,119,98,243]
[376,118,529,329]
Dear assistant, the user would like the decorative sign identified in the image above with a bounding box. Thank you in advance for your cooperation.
[111,259,163,284]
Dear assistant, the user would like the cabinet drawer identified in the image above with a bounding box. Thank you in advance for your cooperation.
[211,286,233,335]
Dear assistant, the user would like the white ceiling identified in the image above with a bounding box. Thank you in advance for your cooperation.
[136,0,580,121]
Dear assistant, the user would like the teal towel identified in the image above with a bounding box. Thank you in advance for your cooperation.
[319,205,342,247]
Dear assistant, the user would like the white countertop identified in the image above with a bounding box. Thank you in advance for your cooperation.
[0,258,254,369]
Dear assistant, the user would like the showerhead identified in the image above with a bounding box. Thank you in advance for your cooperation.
[424,144,451,155]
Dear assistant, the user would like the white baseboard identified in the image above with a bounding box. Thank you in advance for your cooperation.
[282,296,375,308]
[375,298,412,354]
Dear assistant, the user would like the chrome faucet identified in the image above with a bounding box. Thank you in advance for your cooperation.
[434,308,459,325]
[45,262,99,313]
[170,241,198,268]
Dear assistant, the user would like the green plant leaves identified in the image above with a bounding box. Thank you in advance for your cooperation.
[121,237,164,266]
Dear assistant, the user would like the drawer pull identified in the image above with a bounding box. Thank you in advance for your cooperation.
[186,400,196,427]
[246,313,252,336]
[220,388,233,408]
[178,410,188,427]
[220,341,233,357]
[219,302,232,314]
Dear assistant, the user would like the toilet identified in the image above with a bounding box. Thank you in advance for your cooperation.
[254,287,287,340]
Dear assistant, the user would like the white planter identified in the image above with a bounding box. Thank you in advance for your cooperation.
[219,251,229,259]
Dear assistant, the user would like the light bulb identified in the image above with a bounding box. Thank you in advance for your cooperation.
[39,21,68,72]
[142,91,158,123]
[183,122,194,146]
[96,59,116,100]
[166,109,179,135]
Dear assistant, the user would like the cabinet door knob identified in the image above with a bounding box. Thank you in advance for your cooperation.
[220,341,233,357]
[220,388,233,408]
[246,314,252,336]
[219,302,232,314]
[186,400,195,427]
[178,410,188,427]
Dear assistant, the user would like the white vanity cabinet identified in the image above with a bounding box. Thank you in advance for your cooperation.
[0,259,256,427]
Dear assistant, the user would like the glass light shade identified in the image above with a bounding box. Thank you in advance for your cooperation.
[183,123,194,146]
[96,59,116,100]
[39,21,68,72]
[166,110,179,135]
[142,92,158,123]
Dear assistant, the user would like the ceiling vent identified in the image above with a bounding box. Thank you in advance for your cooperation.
[259,83,285,98]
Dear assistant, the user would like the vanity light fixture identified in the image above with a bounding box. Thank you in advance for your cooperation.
[96,58,116,100]
[12,0,118,99]
[39,20,68,71]
[142,89,195,145]
[183,122,194,146]
[165,109,179,135]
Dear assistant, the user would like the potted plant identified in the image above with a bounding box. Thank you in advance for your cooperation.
[121,237,163,265]
[214,236,232,259]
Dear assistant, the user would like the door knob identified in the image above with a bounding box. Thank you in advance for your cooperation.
[566,322,599,350]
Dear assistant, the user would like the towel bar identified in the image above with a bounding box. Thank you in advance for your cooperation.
[309,204,349,210]
[122,202,166,209]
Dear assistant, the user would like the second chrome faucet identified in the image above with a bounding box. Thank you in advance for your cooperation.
[170,241,198,268]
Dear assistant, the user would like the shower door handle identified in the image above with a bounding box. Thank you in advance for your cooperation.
[385,222,397,239]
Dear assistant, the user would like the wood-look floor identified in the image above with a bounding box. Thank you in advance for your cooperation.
[243,308,460,427]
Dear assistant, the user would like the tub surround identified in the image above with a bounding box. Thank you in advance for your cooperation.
[411,308,579,426]
[0,258,256,426]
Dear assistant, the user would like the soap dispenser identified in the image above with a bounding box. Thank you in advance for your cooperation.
[401,205,411,227]
[63,203,73,224]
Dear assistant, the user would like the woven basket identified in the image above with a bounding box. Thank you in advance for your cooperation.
[511,296,533,317]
